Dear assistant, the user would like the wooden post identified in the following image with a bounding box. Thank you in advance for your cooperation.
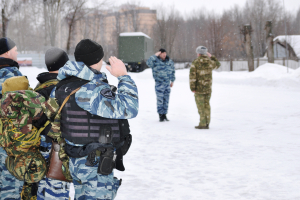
[265,21,274,63]
[243,24,254,72]
[230,59,233,71]
[257,57,260,68]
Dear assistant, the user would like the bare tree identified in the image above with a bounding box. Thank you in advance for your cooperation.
[153,5,182,57]
[0,0,26,37]
[120,1,142,32]
[43,0,64,47]
[65,0,87,53]
[244,0,282,57]
[206,13,225,58]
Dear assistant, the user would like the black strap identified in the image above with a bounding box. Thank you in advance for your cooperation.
[56,76,90,91]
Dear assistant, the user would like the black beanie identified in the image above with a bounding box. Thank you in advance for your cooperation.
[45,47,69,71]
[0,37,16,55]
[159,48,166,53]
[74,39,104,66]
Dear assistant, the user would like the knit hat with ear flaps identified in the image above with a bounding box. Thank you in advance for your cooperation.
[0,37,16,55]
[45,47,69,72]
[196,46,208,55]
[74,39,104,66]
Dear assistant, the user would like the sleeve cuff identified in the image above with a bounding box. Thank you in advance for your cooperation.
[117,75,131,81]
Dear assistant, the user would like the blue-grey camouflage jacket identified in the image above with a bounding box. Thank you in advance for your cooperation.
[50,61,138,119]
[146,55,175,84]
[0,58,23,94]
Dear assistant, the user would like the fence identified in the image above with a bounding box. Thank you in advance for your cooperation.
[18,54,300,71]
[18,53,75,68]
[174,58,300,71]
[216,58,300,71]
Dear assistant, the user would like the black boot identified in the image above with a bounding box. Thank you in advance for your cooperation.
[159,114,164,122]
[163,114,169,121]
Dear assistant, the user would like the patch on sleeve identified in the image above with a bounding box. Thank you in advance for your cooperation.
[100,88,116,100]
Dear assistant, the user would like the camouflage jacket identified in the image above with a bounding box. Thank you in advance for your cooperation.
[34,72,59,99]
[189,55,220,94]
[0,58,23,95]
[146,55,175,84]
[49,61,139,119]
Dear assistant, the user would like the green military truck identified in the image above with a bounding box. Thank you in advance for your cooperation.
[118,32,154,72]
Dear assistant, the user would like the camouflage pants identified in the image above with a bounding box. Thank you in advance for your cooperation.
[0,147,24,200]
[155,82,170,114]
[195,93,211,126]
[69,156,121,200]
[37,177,70,200]
[37,137,70,200]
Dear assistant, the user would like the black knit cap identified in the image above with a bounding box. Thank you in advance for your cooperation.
[159,48,166,53]
[0,37,16,55]
[45,47,69,71]
[74,39,104,66]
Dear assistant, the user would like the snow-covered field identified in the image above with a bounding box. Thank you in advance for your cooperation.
[20,63,300,200]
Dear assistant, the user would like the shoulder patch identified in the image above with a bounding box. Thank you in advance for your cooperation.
[100,88,116,100]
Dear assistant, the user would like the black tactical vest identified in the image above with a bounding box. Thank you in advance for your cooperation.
[55,76,121,145]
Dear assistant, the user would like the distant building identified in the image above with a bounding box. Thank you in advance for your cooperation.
[272,35,300,61]
[72,5,157,50]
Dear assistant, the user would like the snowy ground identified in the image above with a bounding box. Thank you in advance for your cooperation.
[20,63,300,200]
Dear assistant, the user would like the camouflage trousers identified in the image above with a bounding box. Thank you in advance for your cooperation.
[0,147,24,200]
[37,177,70,200]
[37,137,70,200]
[155,82,171,114]
[195,93,211,126]
[69,156,121,200]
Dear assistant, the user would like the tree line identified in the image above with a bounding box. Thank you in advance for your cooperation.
[1,0,300,62]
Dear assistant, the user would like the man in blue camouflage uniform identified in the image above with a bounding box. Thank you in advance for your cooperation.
[0,37,24,199]
[48,39,138,200]
[35,47,70,200]
[146,48,175,122]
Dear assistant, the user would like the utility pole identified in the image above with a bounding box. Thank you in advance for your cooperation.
[283,0,289,72]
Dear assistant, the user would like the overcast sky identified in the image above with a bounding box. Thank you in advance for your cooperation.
[115,0,300,15]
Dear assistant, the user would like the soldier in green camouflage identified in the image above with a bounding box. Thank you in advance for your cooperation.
[189,46,220,129]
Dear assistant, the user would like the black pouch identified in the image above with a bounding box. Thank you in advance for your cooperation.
[99,125,112,144]
[120,134,132,156]
[97,148,116,175]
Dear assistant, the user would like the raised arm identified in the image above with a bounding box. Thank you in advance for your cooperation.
[87,57,138,119]
[211,55,221,70]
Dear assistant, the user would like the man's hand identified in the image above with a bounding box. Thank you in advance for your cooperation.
[106,56,128,77]
[170,82,174,87]
[155,51,161,56]
[207,52,212,58]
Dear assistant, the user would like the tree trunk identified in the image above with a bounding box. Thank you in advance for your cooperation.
[2,8,7,37]
[243,24,254,72]
[66,23,73,54]
[43,1,48,47]
[66,13,76,54]
[265,21,274,63]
